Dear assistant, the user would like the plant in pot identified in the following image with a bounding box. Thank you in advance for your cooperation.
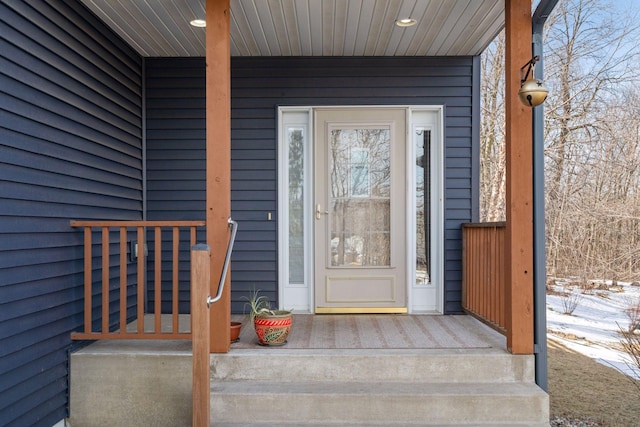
[244,289,292,346]
[230,321,242,343]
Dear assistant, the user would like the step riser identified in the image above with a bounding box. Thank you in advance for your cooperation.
[214,424,550,427]
[211,393,548,424]
[211,352,535,383]
[70,352,192,427]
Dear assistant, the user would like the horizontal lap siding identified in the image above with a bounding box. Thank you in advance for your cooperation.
[144,59,206,219]
[0,1,142,425]
[146,56,476,314]
[145,58,206,312]
[445,94,477,312]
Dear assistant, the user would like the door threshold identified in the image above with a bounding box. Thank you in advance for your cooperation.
[315,307,408,314]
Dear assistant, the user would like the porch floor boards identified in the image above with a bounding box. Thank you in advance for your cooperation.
[231,314,506,351]
[126,313,505,351]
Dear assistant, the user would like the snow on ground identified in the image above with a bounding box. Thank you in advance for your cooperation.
[546,279,640,380]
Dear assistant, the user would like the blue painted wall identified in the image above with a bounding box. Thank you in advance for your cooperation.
[0,1,142,425]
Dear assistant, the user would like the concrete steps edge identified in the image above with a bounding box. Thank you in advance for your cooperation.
[211,380,549,425]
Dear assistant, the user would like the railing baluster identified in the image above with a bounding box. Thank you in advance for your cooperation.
[154,227,162,333]
[120,227,127,334]
[102,227,110,334]
[189,226,197,335]
[172,226,179,333]
[190,226,197,248]
[491,227,497,324]
[483,229,489,319]
[137,226,145,334]
[498,228,506,327]
[83,227,92,334]
[497,228,503,319]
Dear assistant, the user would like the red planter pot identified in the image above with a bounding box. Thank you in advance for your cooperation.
[253,311,292,346]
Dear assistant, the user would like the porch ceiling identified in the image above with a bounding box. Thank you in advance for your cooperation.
[80,0,504,57]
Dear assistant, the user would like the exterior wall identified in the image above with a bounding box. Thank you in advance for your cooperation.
[0,1,142,425]
[145,58,206,312]
[146,56,477,314]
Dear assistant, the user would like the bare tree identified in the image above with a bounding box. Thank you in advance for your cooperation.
[479,0,640,281]
[480,31,506,222]
[543,0,640,279]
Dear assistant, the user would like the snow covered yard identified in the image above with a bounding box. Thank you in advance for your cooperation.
[547,279,640,380]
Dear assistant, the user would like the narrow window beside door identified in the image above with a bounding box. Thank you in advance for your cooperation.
[416,130,431,285]
[288,127,305,283]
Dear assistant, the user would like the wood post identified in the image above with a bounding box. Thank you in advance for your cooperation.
[206,0,231,353]
[191,245,211,426]
[504,0,535,354]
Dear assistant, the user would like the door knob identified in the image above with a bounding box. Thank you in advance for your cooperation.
[316,204,329,219]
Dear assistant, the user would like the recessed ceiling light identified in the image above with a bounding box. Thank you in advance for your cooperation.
[190,19,206,28]
[395,18,417,27]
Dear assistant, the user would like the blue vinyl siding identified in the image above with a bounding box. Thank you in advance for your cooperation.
[0,1,142,425]
[145,58,206,312]
[146,56,477,314]
[145,59,206,219]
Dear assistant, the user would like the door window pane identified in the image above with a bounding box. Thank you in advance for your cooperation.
[329,128,390,267]
[416,130,431,284]
[288,127,305,282]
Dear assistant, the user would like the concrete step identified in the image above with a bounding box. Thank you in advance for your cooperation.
[211,348,535,383]
[69,338,549,426]
[215,424,549,427]
[211,380,549,425]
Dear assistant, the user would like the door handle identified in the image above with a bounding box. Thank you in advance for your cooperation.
[316,204,329,219]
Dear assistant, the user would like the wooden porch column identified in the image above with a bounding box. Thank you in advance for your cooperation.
[206,0,231,353]
[504,0,534,354]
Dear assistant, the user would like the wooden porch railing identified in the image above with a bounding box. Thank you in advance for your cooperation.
[70,220,206,340]
[461,222,507,334]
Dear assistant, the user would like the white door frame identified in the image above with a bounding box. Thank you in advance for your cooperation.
[278,106,444,314]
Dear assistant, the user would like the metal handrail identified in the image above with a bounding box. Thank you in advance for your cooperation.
[207,217,238,306]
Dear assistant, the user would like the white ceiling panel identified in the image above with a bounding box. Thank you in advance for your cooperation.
[80,0,504,57]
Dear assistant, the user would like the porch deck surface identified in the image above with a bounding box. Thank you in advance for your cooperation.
[231,314,506,351]
[125,313,506,351]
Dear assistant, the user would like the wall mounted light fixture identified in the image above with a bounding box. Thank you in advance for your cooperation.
[518,56,548,107]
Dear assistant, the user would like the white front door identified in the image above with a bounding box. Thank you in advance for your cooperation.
[313,108,407,313]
